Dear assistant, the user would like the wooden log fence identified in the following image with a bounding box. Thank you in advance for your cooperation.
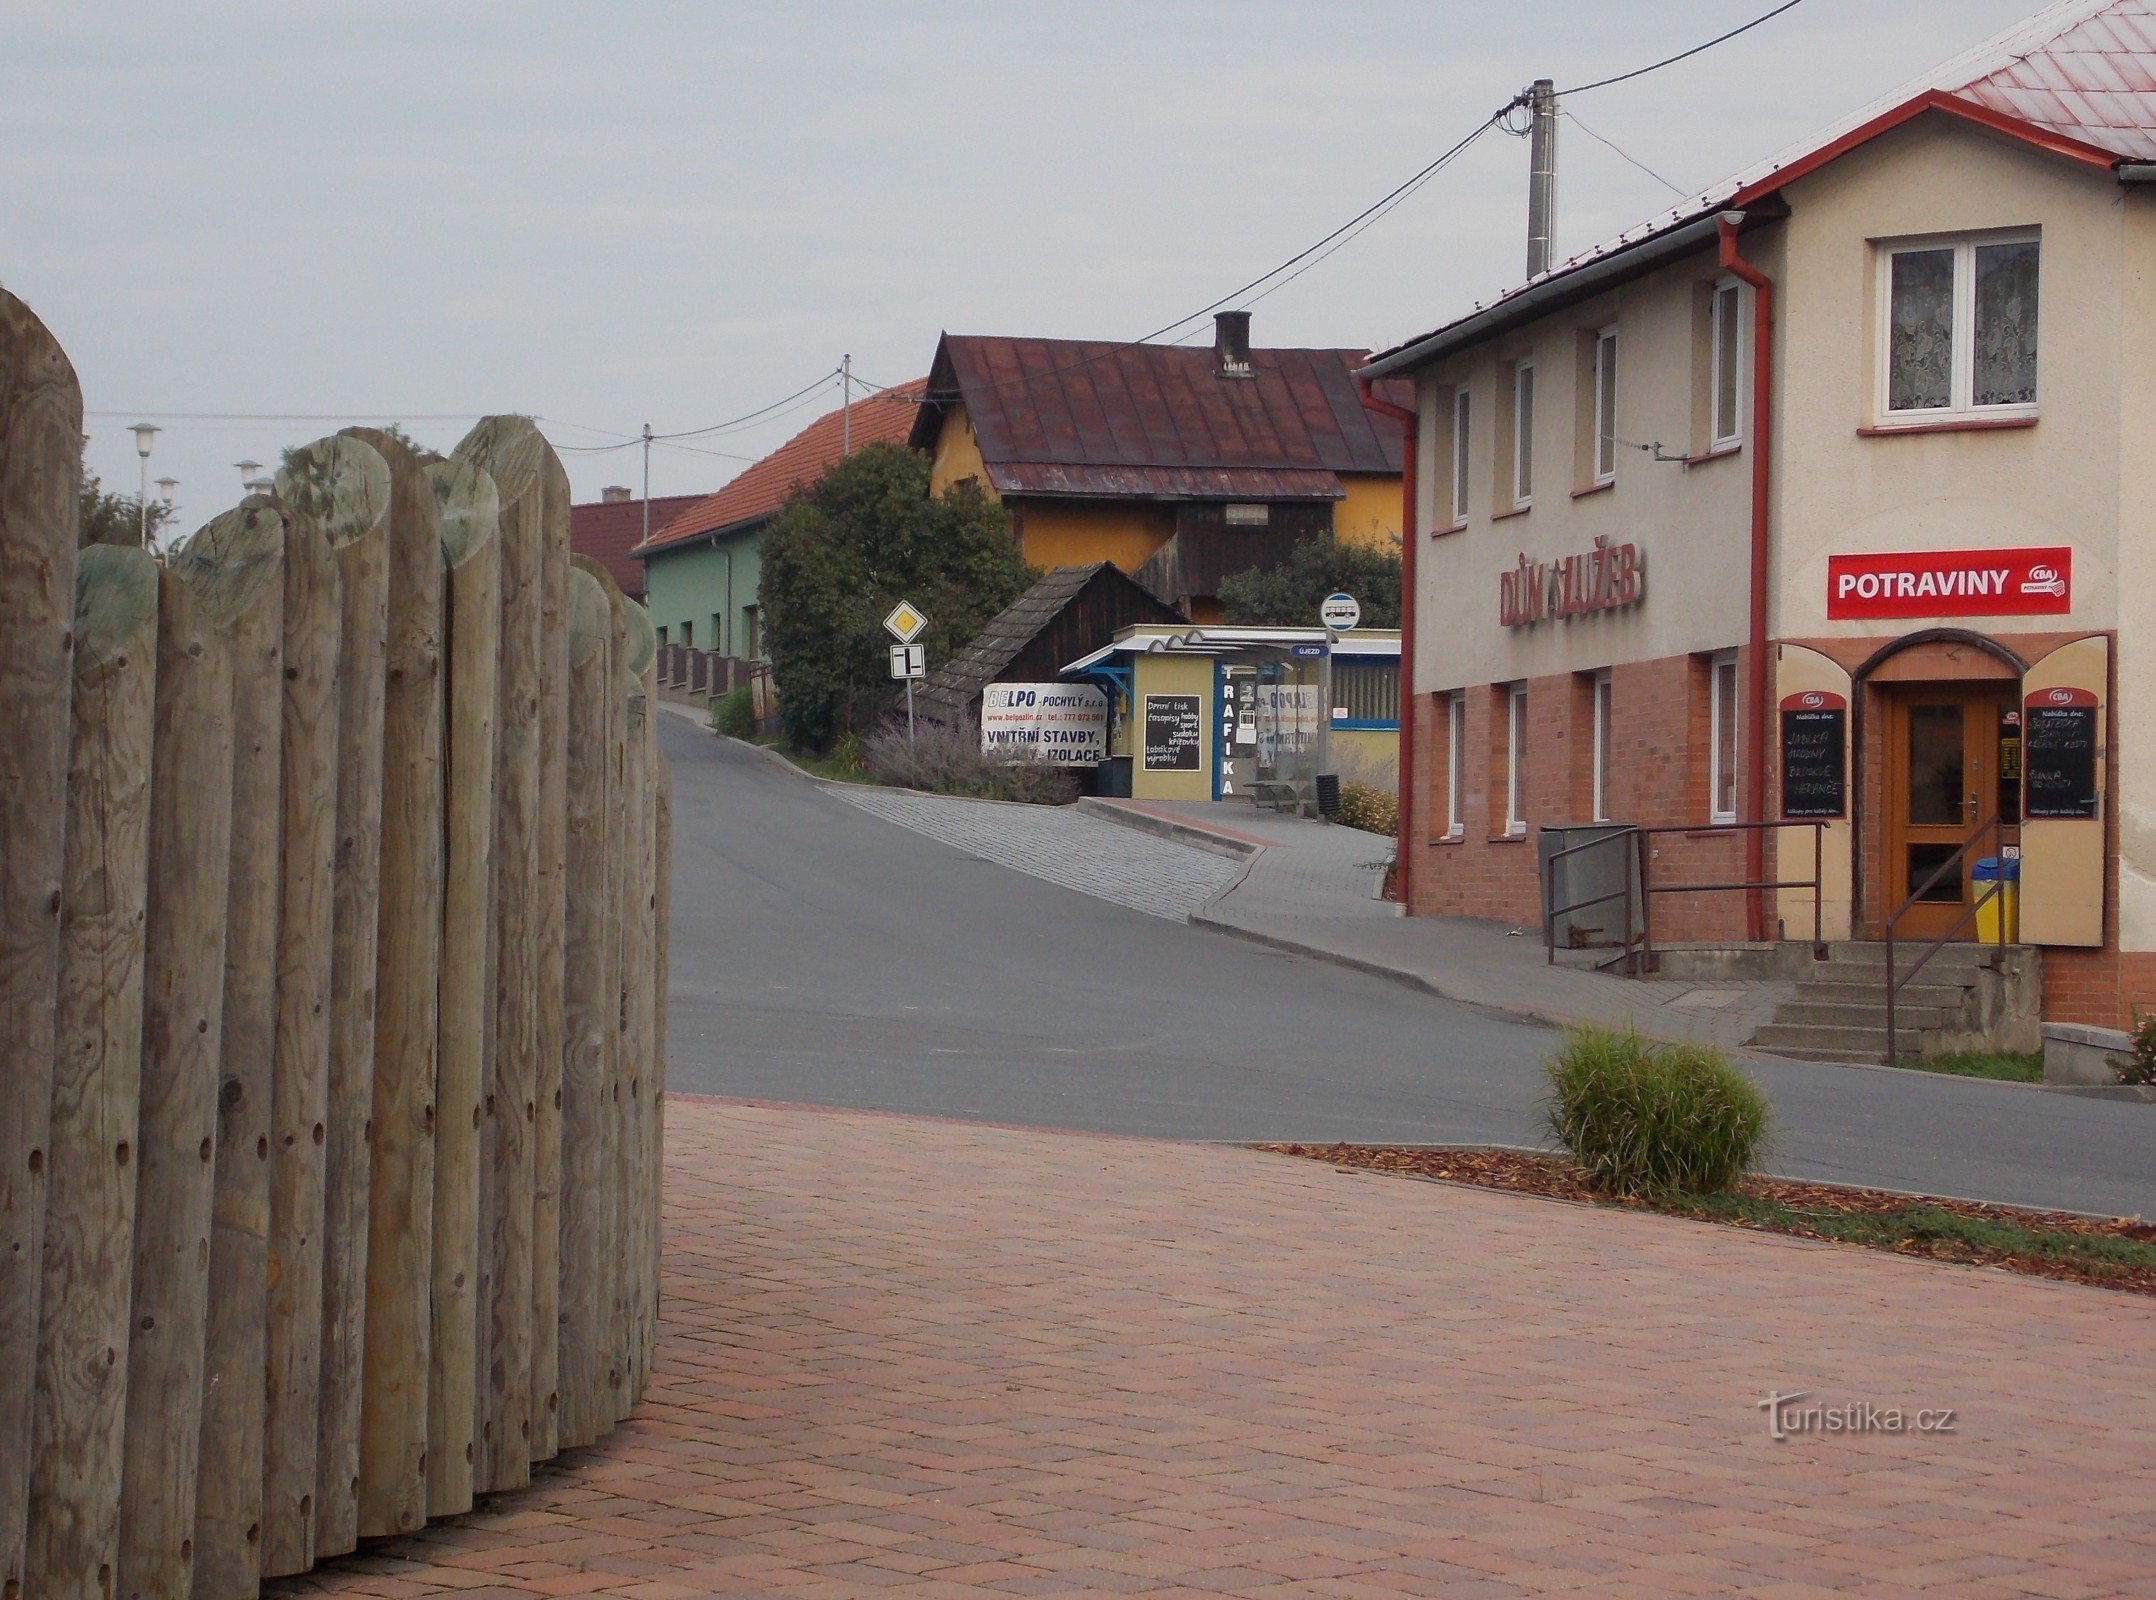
[0,294,670,1600]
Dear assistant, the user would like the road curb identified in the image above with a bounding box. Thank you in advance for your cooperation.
[1074,797,1261,862]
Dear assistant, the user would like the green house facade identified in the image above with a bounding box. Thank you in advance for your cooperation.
[645,528,764,659]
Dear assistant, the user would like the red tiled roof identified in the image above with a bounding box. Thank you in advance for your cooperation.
[1368,0,2156,375]
[636,382,926,556]
[910,336,1409,502]
[570,492,704,599]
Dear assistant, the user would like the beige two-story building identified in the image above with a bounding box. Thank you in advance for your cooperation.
[1361,0,2156,1049]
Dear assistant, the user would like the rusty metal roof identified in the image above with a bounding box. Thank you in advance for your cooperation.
[911,335,1407,502]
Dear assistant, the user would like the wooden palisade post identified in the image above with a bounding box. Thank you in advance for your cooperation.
[260,499,343,1579]
[274,436,392,1561]
[452,417,542,1492]
[528,448,571,1465]
[0,287,82,1596]
[172,498,286,1600]
[425,456,498,1518]
[343,427,445,1540]
[25,546,157,1599]
[614,603,656,1416]
[646,759,672,1396]
[117,562,235,1600]
[556,566,613,1448]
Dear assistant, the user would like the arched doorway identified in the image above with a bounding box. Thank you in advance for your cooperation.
[1852,631,2026,942]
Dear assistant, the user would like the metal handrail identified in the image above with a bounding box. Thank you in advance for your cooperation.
[1882,814,2008,1067]
[1541,819,1827,975]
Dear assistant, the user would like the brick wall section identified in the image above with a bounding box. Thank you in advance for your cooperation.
[1409,649,1750,941]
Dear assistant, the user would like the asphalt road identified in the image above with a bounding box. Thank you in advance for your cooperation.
[660,716,2156,1217]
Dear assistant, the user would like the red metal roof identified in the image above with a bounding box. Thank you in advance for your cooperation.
[570,492,704,599]
[637,382,925,556]
[911,335,1408,501]
[1368,0,2156,375]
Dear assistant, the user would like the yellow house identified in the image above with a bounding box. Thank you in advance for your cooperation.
[910,314,1410,620]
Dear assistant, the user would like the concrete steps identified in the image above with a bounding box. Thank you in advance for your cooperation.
[1747,941,2029,1065]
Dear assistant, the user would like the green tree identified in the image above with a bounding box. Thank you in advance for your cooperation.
[761,442,1035,750]
[1217,535,1402,628]
[79,463,178,550]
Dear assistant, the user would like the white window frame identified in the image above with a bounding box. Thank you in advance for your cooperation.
[1874,230,2040,426]
[1591,670,1613,823]
[1510,362,1535,511]
[1592,327,1618,486]
[1449,386,1471,527]
[1445,689,1465,838]
[1505,683,1528,836]
[1709,279,1744,449]
[1708,652,1739,825]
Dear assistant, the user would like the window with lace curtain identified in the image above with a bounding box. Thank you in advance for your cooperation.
[1878,232,2039,424]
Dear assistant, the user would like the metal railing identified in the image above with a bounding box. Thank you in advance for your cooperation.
[1543,819,1827,975]
[1882,814,2009,1067]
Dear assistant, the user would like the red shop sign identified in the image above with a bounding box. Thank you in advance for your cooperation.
[1826,546,2071,620]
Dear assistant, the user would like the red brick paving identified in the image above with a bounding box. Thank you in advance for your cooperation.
[278,1097,2156,1598]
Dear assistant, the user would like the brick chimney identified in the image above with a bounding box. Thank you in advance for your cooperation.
[601,484,632,503]
[1214,310,1253,377]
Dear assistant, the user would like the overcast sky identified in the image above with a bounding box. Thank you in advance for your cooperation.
[3,0,2038,527]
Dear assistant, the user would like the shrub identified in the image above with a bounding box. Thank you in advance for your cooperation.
[2125,1012,2156,1087]
[1218,534,1402,628]
[862,714,1078,805]
[712,685,755,740]
[1543,1024,1769,1199]
[1335,780,1397,836]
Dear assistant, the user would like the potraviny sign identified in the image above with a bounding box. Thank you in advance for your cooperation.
[1826,546,2072,620]
[981,683,1109,765]
[1499,536,1644,628]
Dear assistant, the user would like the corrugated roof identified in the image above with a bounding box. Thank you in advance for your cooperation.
[1366,0,2156,375]
[637,381,925,556]
[912,335,1409,501]
[570,492,704,599]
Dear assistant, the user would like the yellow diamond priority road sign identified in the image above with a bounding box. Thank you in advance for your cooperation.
[883,600,927,644]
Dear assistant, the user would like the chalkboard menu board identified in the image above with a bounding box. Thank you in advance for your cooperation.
[2024,689,2099,820]
[1779,693,1847,819]
[1143,693,1202,772]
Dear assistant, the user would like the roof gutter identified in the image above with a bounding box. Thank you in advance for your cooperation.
[1718,211,1774,943]
[1358,376,1419,913]
[1360,214,1725,378]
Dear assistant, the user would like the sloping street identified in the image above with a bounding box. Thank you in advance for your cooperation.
[660,719,2156,1218]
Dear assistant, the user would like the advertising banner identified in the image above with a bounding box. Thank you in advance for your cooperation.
[1825,546,2071,620]
[981,683,1108,765]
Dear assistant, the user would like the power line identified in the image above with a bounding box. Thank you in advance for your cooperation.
[651,370,842,440]
[1562,110,1691,197]
[1560,0,1807,96]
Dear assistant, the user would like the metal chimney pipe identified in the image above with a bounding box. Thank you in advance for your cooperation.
[1526,79,1558,277]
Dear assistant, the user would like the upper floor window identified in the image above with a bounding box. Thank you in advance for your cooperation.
[1449,386,1471,526]
[1880,233,2039,422]
[1510,362,1536,510]
[1709,280,1743,448]
[1592,327,1618,485]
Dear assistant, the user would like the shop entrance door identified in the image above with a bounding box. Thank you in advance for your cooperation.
[1883,685,2021,942]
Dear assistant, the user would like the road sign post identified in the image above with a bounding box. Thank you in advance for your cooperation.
[885,602,927,750]
[1316,594,1359,817]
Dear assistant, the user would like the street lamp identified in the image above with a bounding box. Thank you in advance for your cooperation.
[129,423,161,546]
[234,459,262,493]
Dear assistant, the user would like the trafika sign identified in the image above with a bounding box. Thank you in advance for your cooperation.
[1826,546,2071,620]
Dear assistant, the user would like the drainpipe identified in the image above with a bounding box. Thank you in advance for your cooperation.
[1359,377,1419,912]
[1718,211,1773,942]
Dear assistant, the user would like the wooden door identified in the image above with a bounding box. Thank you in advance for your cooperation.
[1883,686,2018,942]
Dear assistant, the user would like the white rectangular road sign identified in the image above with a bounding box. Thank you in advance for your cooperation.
[888,644,925,680]
[980,683,1108,765]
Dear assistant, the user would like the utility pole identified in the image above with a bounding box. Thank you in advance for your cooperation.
[640,422,654,549]
[1526,78,1559,278]
[841,353,853,456]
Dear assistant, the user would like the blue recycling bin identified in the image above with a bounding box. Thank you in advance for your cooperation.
[1972,856,2019,943]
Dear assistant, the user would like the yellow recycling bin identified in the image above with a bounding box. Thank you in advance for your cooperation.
[1972,856,2020,944]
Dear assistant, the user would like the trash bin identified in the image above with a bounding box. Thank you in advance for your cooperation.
[1972,856,2020,943]
[1314,772,1341,817]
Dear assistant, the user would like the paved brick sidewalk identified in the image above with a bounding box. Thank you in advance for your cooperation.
[283,1098,2156,1599]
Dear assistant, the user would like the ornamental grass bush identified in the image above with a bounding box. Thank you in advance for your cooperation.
[1543,1024,1770,1199]
[861,714,1078,806]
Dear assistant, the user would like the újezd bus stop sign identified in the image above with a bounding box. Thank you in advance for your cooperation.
[1320,592,1360,632]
